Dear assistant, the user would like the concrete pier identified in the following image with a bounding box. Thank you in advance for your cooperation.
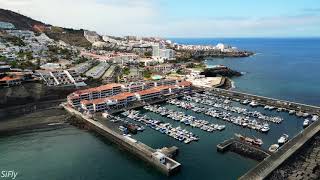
[200,88,320,179]
[210,88,320,115]
[217,138,271,161]
[239,116,320,180]
[63,103,181,176]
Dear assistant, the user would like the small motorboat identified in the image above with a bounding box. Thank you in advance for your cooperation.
[241,99,250,105]
[253,138,263,146]
[312,115,319,122]
[261,124,270,133]
[289,110,295,115]
[235,134,263,146]
[249,101,259,107]
[303,119,310,127]
[278,134,289,144]
[269,144,279,153]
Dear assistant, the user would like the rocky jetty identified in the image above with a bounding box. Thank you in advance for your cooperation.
[200,65,242,78]
[194,50,254,58]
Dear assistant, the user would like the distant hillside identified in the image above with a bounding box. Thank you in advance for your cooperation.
[0,8,91,47]
[45,27,92,47]
[0,8,45,30]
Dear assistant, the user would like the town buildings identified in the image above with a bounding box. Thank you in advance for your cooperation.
[37,69,86,87]
[152,43,175,60]
[67,80,192,112]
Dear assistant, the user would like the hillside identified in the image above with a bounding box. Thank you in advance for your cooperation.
[0,8,91,47]
[0,8,45,30]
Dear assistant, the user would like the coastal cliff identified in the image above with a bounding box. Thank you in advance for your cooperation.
[200,66,242,77]
[0,82,77,108]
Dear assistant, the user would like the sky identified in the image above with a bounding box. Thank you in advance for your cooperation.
[1,0,320,37]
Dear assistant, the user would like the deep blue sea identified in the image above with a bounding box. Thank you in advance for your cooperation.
[0,38,319,180]
[171,38,320,106]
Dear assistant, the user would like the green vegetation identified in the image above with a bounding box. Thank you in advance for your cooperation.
[4,36,25,46]
[8,60,39,70]
[143,69,152,78]
[9,61,18,68]
[0,55,6,61]
[176,68,185,75]
[123,67,130,75]
[73,57,89,64]
[47,45,75,60]
[17,50,33,60]
[144,51,152,58]
[186,62,206,69]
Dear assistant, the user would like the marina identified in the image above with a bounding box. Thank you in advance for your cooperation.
[120,110,199,144]
[168,98,271,133]
[143,105,226,133]
[62,86,320,178]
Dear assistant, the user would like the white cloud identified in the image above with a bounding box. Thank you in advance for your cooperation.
[1,0,320,37]
[0,0,159,36]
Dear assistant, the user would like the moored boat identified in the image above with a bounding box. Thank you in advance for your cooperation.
[234,133,263,146]
[278,134,289,144]
[268,144,279,153]
[303,119,310,127]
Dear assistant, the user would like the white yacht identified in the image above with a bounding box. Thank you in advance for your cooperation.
[312,115,319,122]
[278,134,289,144]
[261,124,270,133]
[303,119,310,127]
[249,101,259,107]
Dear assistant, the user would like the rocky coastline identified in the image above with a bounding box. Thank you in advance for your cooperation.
[0,108,71,136]
[200,66,242,78]
[193,50,254,59]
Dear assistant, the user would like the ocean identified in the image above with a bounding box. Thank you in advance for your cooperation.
[0,38,319,180]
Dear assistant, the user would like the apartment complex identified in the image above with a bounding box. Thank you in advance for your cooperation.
[67,83,123,108]
[67,80,192,112]
[37,69,86,87]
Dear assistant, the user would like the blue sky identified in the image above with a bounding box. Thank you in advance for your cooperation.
[1,0,320,37]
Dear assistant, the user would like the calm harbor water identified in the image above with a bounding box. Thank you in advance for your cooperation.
[1,38,319,180]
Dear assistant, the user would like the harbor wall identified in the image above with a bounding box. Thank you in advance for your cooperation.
[217,139,270,161]
[211,88,320,115]
[63,104,181,176]
[239,116,320,180]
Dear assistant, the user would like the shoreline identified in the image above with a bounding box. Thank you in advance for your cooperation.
[218,77,234,90]
[0,108,71,136]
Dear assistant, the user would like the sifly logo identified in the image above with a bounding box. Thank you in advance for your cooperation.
[1,171,18,180]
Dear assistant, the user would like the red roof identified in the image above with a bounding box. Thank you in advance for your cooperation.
[80,92,135,105]
[110,92,135,101]
[154,85,170,91]
[81,98,111,105]
[70,83,122,98]
[137,87,160,96]
[0,76,22,82]
[177,81,192,87]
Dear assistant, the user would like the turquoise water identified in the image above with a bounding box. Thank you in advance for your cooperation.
[1,38,319,180]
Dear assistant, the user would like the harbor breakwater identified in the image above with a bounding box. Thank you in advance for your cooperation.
[63,104,181,176]
[217,138,270,161]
